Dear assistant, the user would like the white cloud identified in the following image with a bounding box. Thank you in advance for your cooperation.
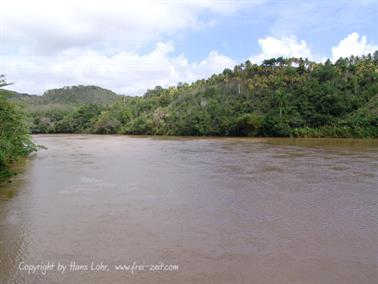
[7,32,377,96]
[2,1,376,98]
[250,36,313,63]
[0,0,248,94]
[3,42,235,95]
[331,32,378,61]
[0,0,251,54]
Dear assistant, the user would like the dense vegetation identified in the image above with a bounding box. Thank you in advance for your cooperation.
[12,53,378,138]
[0,75,37,182]
[10,85,119,112]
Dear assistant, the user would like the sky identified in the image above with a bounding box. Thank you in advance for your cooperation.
[0,0,377,95]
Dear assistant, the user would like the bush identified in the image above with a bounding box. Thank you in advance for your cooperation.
[233,113,262,136]
[0,92,37,182]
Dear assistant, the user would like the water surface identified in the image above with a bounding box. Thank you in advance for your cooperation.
[1,135,377,284]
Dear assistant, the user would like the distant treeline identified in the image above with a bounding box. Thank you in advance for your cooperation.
[13,53,378,138]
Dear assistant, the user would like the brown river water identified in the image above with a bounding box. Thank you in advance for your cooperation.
[0,135,377,284]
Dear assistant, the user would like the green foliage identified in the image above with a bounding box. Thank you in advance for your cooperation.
[11,52,378,138]
[41,85,119,105]
[93,111,121,134]
[234,113,262,136]
[10,85,120,112]
[0,87,37,182]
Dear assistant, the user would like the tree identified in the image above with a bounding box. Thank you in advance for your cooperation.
[1,75,36,181]
[8,53,378,138]
[93,111,121,134]
[234,113,262,136]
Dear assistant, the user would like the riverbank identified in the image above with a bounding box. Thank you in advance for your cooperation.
[0,157,31,184]
[0,90,37,184]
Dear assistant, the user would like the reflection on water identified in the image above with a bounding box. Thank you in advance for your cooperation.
[0,135,377,284]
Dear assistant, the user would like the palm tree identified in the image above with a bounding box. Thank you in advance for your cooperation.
[275,90,287,120]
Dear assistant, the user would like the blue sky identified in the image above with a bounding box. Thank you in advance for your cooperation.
[1,0,377,95]
[174,0,378,62]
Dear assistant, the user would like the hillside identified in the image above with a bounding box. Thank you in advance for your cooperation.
[10,53,378,137]
[10,85,121,112]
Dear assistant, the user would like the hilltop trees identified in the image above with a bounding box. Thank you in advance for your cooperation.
[10,53,378,138]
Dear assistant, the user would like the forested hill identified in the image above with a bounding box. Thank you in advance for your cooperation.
[10,85,120,111]
[13,53,378,137]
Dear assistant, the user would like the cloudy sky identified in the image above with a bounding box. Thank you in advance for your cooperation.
[1,0,377,95]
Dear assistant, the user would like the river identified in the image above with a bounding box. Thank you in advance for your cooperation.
[0,135,377,284]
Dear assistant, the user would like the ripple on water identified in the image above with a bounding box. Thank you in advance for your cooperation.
[1,135,377,284]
